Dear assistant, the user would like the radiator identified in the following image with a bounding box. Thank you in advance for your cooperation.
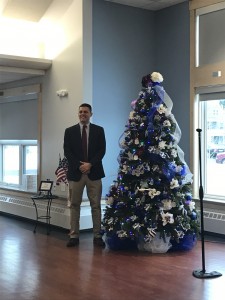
[1,195,224,235]
[202,210,225,235]
[0,195,95,230]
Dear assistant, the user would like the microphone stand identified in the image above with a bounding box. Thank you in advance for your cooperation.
[193,128,222,279]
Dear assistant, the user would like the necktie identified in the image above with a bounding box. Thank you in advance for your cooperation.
[82,125,88,162]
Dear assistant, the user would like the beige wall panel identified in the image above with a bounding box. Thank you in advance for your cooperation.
[189,0,225,10]
[194,62,225,87]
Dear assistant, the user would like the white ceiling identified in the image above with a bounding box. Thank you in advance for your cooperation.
[0,0,54,86]
[0,0,188,22]
[0,54,52,85]
[105,0,187,11]
[0,0,187,86]
[0,0,53,22]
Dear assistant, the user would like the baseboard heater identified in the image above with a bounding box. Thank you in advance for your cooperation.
[1,195,225,235]
[0,195,94,230]
[202,210,225,235]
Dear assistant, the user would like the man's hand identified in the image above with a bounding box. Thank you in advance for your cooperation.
[79,162,92,174]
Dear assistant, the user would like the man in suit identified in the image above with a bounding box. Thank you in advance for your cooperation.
[64,103,106,247]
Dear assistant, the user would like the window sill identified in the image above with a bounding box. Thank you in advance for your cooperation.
[194,197,225,212]
[0,187,35,197]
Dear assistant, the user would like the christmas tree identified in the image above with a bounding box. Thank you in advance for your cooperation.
[103,72,199,252]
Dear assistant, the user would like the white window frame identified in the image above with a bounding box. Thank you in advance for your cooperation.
[0,140,38,192]
[196,87,225,202]
[190,1,225,203]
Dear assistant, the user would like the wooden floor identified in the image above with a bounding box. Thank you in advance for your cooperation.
[0,215,225,300]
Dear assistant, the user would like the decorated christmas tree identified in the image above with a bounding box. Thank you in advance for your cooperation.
[103,72,199,252]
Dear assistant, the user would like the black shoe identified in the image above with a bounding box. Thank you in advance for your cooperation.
[93,237,105,248]
[66,238,79,247]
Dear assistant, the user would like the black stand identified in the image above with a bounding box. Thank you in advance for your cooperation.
[31,194,53,235]
[192,129,222,279]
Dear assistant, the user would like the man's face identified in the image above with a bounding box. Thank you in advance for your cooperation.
[78,106,92,124]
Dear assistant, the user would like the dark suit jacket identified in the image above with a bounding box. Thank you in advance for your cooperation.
[64,123,106,181]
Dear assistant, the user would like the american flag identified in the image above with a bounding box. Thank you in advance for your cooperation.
[55,155,69,185]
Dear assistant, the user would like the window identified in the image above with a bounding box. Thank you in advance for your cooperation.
[0,140,38,192]
[24,145,38,175]
[199,95,225,201]
[0,86,40,193]
[197,3,225,67]
[190,1,225,203]
[3,145,20,184]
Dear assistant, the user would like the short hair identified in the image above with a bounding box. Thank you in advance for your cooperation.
[79,103,92,112]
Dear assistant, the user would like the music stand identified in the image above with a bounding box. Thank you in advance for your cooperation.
[192,129,222,279]
[31,180,54,234]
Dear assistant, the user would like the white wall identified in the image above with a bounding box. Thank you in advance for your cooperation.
[0,0,93,198]
[0,0,91,198]
[40,0,92,197]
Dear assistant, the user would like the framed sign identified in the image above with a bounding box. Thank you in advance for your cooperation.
[39,180,53,192]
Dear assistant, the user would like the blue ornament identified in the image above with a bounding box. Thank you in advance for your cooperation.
[190,211,197,220]
[180,165,187,176]
[186,194,192,201]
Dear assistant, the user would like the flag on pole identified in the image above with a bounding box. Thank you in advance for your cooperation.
[55,155,68,185]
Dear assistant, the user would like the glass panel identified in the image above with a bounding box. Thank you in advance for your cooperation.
[3,145,19,184]
[201,100,225,197]
[24,145,37,175]
[198,8,225,66]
